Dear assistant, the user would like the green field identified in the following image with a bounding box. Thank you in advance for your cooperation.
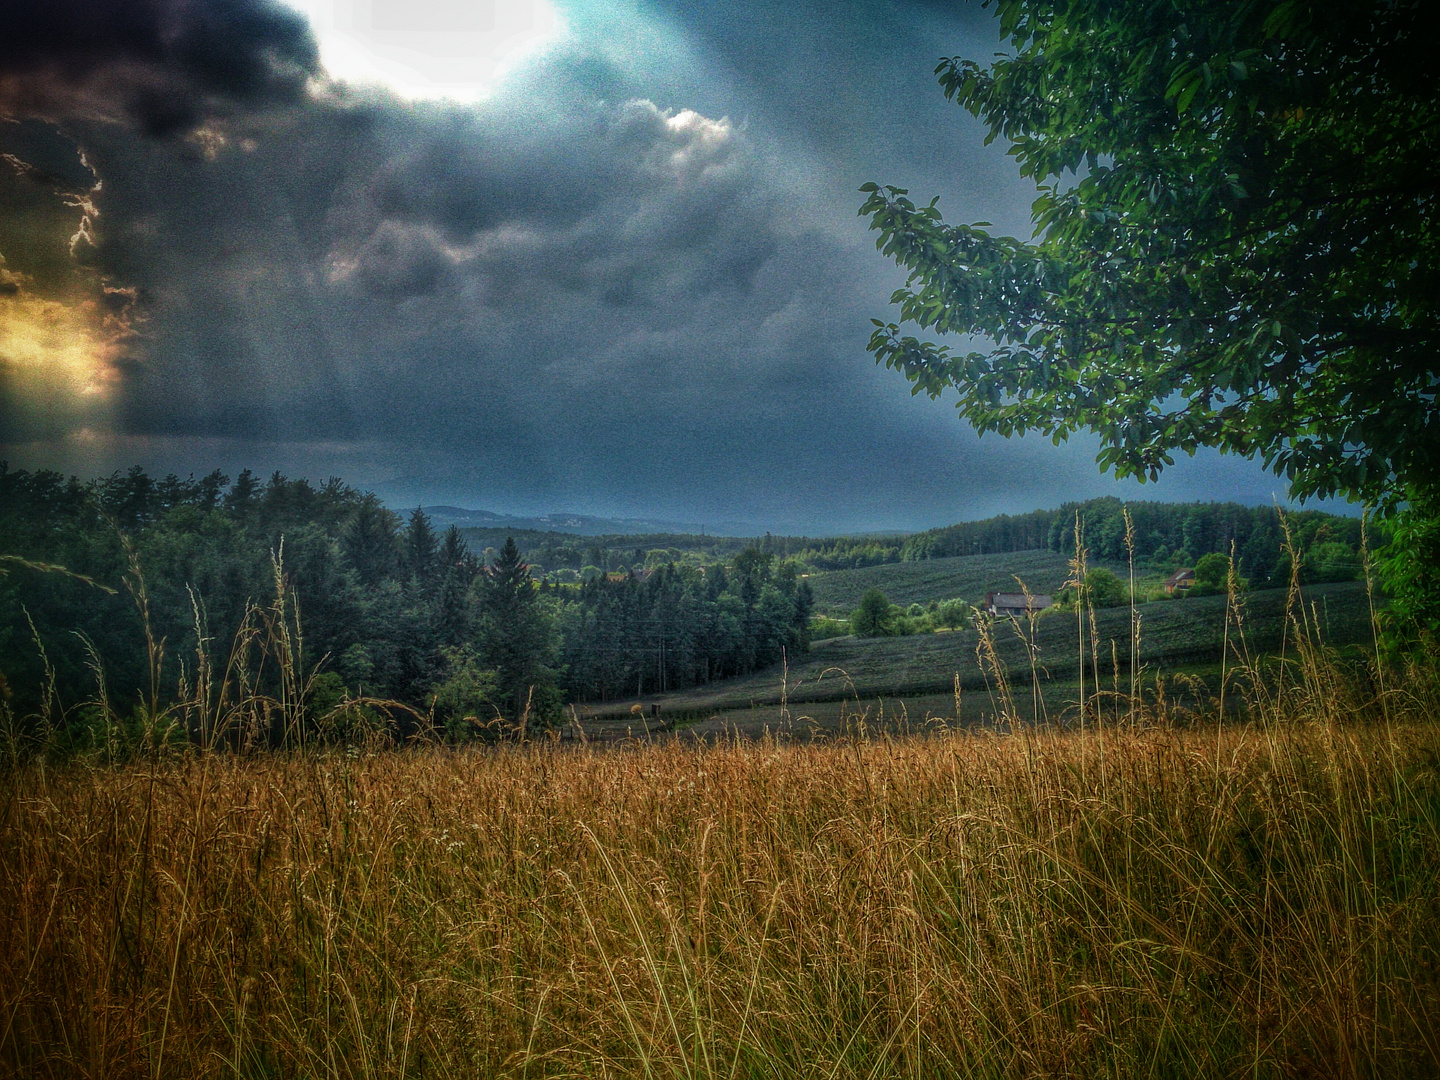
[582,581,1374,720]
[803,548,1122,613]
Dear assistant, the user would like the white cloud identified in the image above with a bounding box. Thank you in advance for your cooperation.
[284,0,564,102]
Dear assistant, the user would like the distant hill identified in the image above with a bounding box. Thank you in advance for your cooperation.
[419,506,755,537]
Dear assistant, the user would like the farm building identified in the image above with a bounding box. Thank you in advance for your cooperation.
[1164,568,1195,595]
[984,591,1052,617]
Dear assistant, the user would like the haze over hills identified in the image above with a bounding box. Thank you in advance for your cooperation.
[418,506,760,538]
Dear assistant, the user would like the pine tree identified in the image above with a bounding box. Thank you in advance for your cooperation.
[342,495,399,587]
[404,507,438,583]
[475,538,560,729]
[224,468,258,519]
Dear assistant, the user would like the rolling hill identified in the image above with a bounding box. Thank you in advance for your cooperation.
[803,549,1121,613]
[597,581,1373,718]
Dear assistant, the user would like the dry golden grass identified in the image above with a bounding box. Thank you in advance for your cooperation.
[3,695,1440,1078]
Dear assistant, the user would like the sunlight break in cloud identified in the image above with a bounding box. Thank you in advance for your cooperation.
[285,0,564,102]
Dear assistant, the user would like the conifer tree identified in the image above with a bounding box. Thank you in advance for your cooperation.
[475,538,560,728]
[404,507,438,583]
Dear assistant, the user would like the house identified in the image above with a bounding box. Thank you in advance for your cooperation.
[1164,568,1195,596]
[984,591,1052,617]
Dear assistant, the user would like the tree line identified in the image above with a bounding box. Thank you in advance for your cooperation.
[0,464,812,744]
[558,550,812,702]
[1042,497,1368,587]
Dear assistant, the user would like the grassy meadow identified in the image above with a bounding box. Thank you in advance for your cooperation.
[802,550,1100,614]
[3,632,1440,1078]
[585,581,1374,726]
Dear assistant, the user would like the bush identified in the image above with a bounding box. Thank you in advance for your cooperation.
[1192,553,1247,596]
[809,615,851,641]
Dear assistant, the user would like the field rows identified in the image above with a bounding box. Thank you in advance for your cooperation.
[802,548,1101,612]
[608,581,1373,718]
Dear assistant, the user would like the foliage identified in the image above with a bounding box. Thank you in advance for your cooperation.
[1192,552,1243,596]
[933,597,970,630]
[558,550,813,701]
[0,464,832,735]
[808,615,852,642]
[431,644,500,742]
[474,537,562,727]
[849,587,895,638]
[1376,490,1440,651]
[861,0,1437,511]
[1054,567,1126,610]
[489,529,907,577]
[1045,496,1366,586]
[0,464,484,737]
[900,507,1057,560]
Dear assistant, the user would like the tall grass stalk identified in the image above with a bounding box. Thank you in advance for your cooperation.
[1,687,1436,1078]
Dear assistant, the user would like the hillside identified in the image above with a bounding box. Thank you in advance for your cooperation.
[804,548,1119,613]
[602,581,1373,717]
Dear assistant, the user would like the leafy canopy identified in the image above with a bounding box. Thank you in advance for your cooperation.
[861,0,1437,510]
[850,587,895,637]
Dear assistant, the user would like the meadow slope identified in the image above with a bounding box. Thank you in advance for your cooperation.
[2,705,1437,1078]
[803,548,1101,613]
[614,581,1373,718]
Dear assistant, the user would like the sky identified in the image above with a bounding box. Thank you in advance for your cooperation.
[0,0,1305,534]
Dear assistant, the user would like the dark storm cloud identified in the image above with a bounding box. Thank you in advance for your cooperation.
[47,66,802,455]
[333,97,771,304]
[0,0,320,134]
[0,0,1298,530]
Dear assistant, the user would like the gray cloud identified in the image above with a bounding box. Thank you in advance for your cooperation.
[0,0,320,134]
[330,97,772,306]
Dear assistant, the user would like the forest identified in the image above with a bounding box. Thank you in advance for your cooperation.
[0,463,814,738]
[1,461,1377,746]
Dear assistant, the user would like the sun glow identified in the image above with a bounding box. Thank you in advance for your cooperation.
[285,0,564,102]
[0,291,123,402]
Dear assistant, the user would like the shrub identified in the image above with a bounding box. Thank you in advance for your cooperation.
[1057,568,1128,609]
[1192,553,1247,596]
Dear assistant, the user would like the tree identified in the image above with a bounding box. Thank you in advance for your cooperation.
[435,526,475,646]
[474,537,560,729]
[404,507,438,583]
[860,0,1437,617]
[223,468,258,518]
[1192,552,1247,596]
[1057,567,1128,609]
[342,495,399,587]
[850,588,894,637]
[431,644,500,742]
[1376,488,1440,649]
